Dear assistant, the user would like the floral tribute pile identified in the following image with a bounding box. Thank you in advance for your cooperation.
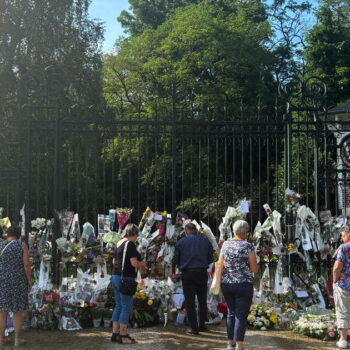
[0,189,347,341]
[292,314,338,341]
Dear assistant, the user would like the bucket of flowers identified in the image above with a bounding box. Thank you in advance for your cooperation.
[247,303,279,330]
[75,302,93,328]
[90,307,103,328]
[102,308,113,328]
[131,290,155,328]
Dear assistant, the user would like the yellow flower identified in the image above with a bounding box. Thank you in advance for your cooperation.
[269,314,278,324]
[288,243,295,251]
[247,314,254,321]
[147,300,153,306]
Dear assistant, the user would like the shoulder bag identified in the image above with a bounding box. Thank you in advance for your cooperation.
[0,240,16,259]
[210,251,224,295]
[120,241,138,296]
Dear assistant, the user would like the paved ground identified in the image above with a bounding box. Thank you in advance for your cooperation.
[2,325,337,349]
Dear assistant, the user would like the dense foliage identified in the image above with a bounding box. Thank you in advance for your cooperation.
[0,0,348,221]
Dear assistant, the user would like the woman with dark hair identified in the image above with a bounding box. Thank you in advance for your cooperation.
[110,223,146,344]
[0,226,31,346]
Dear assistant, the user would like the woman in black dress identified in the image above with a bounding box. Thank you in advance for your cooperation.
[0,226,32,346]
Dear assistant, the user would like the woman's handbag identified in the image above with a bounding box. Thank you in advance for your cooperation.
[120,241,138,296]
[0,240,16,259]
[210,259,223,295]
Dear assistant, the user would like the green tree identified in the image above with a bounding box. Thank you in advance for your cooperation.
[0,0,105,219]
[118,0,200,36]
[0,0,104,115]
[305,0,350,105]
[106,1,275,119]
[103,0,278,220]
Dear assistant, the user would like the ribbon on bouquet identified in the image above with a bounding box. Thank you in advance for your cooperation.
[296,206,324,252]
[274,259,284,294]
[38,259,51,290]
[218,207,235,242]
[191,220,220,253]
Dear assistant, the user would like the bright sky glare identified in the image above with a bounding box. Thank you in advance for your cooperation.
[89,0,130,52]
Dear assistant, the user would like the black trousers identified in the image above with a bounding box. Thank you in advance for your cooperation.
[181,269,208,331]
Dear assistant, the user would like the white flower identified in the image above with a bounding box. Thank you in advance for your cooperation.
[261,327,267,331]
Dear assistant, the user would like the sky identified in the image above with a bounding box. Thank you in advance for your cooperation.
[89,0,130,52]
[90,0,320,52]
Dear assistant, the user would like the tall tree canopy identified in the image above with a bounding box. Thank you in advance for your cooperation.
[118,0,201,36]
[105,0,276,120]
[305,0,350,105]
[0,0,104,116]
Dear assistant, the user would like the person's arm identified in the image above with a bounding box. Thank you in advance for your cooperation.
[248,250,259,273]
[216,250,224,278]
[333,260,344,283]
[130,257,146,268]
[128,242,146,268]
[333,245,346,283]
[22,242,32,291]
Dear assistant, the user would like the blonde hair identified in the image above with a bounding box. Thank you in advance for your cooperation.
[123,223,139,237]
[232,220,250,238]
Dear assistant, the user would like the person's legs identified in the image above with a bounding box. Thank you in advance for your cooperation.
[13,311,24,346]
[0,312,7,345]
[233,283,253,349]
[221,283,236,346]
[111,275,122,341]
[334,284,350,347]
[182,271,199,332]
[340,328,349,341]
[195,270,208,330]
[118,285,135,344]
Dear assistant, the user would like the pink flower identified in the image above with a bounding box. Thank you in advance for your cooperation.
[328,331,335,338]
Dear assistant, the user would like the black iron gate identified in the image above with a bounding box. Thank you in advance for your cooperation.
[1,70,349,236]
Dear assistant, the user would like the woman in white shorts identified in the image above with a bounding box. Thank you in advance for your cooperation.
[333,225,350,349]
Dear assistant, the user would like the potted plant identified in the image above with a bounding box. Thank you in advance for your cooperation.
[90,307,103,327]
[102,308,113,328]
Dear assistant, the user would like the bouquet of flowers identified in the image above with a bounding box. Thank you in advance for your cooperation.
[116,208,133,229]
[219,203,248,242]
[142,277,175,326]
[31,218,50,230]
[247,303,279,330]
[102,231,122,248]
[292,314,338,341]
[31,292,60,330]
[138,206,152,231]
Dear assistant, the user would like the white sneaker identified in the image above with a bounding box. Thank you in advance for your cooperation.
[337,340,348,349]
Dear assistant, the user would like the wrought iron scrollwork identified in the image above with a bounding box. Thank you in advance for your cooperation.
[340,134,350,169]
[278,72,327,107]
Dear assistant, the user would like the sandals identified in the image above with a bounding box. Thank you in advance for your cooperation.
[119,334,137,344]
[111,333,120,343]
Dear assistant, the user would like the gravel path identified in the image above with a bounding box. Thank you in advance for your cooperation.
[2,325,337,350]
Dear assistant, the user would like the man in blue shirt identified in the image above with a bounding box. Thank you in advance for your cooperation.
[173,222,214,335]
